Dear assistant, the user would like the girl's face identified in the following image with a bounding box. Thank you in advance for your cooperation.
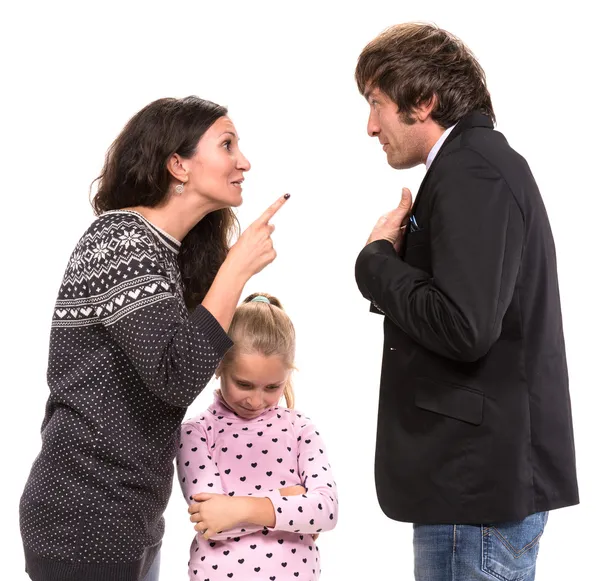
[219,352,290,419]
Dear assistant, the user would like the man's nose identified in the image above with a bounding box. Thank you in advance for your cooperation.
[367,109,380,137]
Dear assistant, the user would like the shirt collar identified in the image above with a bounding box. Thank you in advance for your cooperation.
[426,124,457,170]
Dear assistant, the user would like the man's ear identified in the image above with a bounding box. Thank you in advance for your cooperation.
[414,94,438,122]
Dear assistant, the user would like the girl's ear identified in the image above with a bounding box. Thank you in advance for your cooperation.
[215,363,223,379]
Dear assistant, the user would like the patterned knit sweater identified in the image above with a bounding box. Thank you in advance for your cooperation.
[20,210,233,581]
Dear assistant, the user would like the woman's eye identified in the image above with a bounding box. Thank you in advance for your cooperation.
[223,140,232,151]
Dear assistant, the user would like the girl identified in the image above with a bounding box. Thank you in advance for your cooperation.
[20,96,288,581]
[177,293,338,580]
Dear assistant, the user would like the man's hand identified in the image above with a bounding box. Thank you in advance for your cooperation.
[366,187,413,252]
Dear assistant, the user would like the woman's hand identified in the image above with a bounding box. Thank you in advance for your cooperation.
[226,194,290,281]
[201,194,290,331]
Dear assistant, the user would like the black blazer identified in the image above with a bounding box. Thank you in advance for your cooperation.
[355,113,579,524]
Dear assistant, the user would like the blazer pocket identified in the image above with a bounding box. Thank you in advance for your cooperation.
[403,229,431,272]
[414,377,484,425]
[404,227,428,249]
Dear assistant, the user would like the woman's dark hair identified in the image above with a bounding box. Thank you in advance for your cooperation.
[91,96,239,309]
[355,23,495,127]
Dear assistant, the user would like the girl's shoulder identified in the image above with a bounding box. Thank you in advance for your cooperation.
[181,410,214,432]
[273,407,317,434]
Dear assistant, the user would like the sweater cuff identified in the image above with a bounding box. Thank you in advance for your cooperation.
[263,489,283,529]
[190,305,233,356]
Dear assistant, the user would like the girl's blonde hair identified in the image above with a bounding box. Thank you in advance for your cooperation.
[221,292,296,409]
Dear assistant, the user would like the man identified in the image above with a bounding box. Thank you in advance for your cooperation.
[354,23,578,581]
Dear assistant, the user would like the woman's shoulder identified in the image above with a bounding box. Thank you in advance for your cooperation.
[85,211,157,245]
[73,210,166,272]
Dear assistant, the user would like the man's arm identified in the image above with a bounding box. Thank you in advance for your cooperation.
[355,149,524,362]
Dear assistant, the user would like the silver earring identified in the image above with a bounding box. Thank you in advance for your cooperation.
[175,182,184,194]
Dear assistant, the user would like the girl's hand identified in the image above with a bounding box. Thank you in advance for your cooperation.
[189,493,249,540]
[278,485,306,496]
[279,485,318,539]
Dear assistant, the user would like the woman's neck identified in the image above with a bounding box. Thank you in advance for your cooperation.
[124,196,220,242]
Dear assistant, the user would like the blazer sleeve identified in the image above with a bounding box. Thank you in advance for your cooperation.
[355,149,524,362]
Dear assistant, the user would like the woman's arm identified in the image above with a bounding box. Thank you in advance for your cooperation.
[201,194,290,331]
[92,196,288,408]
[89,219,232,408]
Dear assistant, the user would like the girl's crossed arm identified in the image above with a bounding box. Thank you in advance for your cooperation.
[178,421,305,540]
[262,414,339,535]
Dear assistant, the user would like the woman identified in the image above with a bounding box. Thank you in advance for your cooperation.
[19,96,289,581]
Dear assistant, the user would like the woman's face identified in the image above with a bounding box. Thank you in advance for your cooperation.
[185,116,251,210]
[218,352,289,419]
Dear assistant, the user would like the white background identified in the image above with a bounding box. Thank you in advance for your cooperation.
[1,1,597,579]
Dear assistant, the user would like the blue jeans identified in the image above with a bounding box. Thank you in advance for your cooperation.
[414,512,548,581]
[141,551,160,581]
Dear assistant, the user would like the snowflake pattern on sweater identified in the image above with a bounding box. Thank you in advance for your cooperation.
[20,210,233,581]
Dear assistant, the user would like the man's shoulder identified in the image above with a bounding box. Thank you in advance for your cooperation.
[441,125,528,176]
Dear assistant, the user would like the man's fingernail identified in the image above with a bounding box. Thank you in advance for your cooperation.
[284,193,291,200]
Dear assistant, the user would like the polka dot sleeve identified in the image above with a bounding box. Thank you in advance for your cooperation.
[88,223,232,408]
[177,421,266,540]
[266,418,339,534]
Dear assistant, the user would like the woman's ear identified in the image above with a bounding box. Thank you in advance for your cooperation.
[166,152,190,183]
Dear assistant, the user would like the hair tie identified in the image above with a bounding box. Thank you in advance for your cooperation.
[250,295,271,304]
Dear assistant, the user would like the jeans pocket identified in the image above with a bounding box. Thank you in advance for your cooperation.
[481,512,548,581]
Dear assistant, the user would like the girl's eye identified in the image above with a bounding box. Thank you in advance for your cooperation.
[267,385,281,390]
[236,381,251,388]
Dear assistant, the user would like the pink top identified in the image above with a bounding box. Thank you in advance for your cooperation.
[177,392,339,581]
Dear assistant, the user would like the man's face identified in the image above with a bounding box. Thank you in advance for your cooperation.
[366,87,427,169]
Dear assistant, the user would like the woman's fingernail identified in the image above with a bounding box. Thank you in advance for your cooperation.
[284,193,291,199]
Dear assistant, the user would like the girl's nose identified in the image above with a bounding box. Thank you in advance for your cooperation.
[248,393,263,410]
